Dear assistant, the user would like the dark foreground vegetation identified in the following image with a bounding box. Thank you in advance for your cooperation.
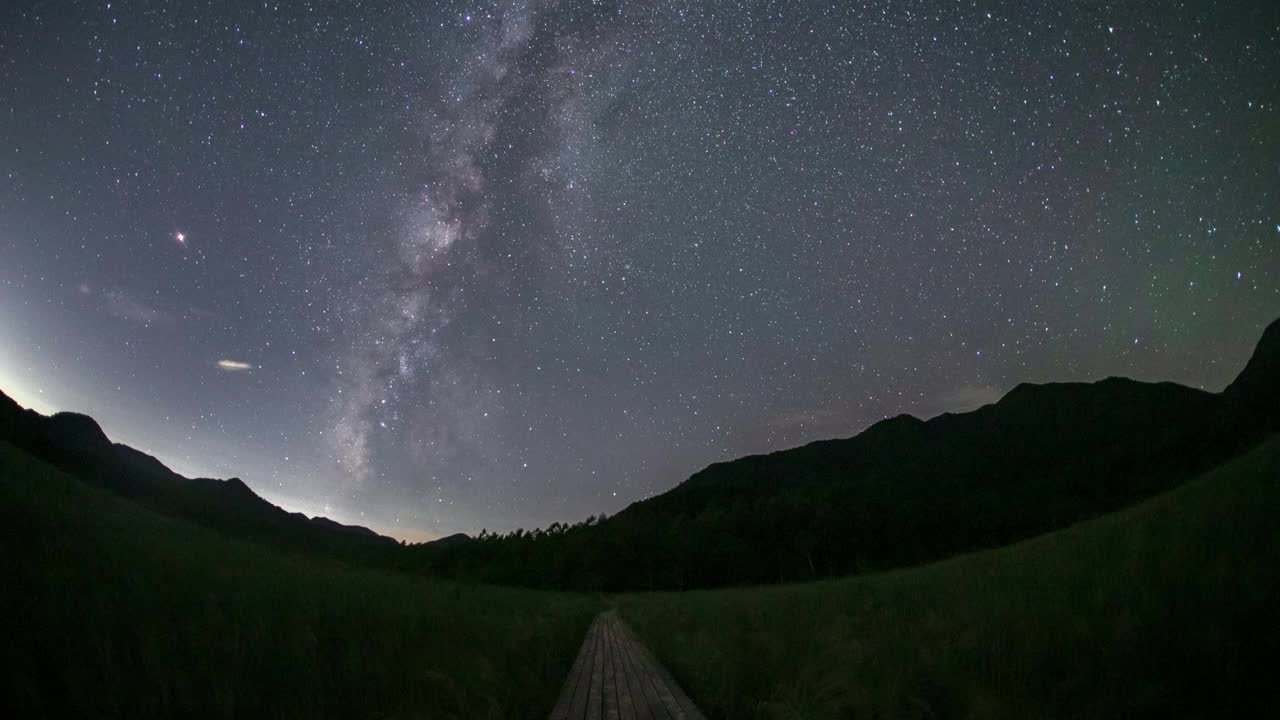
[0,390,396,562]
[5,431,1274,719]
[403,318,1280,591]
[0,318,1275,717]
[0,444,597,719]
[3,318,1276,595]
[620,436,1280,719]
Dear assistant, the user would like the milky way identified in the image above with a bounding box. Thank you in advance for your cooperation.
[333,0,628,487]
[1,1,1277,539]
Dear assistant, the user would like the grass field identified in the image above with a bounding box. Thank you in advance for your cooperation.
[5,436,1277,719]
[619,436,1280,719]
[0,443,599,719]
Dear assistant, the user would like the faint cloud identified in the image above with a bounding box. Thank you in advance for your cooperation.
[933,385,1004,414]
[216,360,254,371]
[387,527,443,544]
[103,288,167,325]
[767,407,840,430]
[733,406,852,456]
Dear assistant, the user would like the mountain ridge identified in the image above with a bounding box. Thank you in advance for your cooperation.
[0,392,393,553]
[2,317,1276,590]
[407,318,1279,590]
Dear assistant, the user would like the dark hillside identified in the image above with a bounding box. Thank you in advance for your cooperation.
[408,319,1279,591]
[0,443,594,718]
[1223,315,1280,432]
[0,392,394,559]
[3,319,1276,591]
[619,435,1280,719]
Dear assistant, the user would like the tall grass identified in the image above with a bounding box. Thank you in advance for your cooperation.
[7,433,1277,719]
[0,444,600,719]
[619,436,1280,719]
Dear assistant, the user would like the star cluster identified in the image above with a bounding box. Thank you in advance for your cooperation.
[1,0,1276,539]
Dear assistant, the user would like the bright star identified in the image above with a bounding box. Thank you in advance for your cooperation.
[176,232,186,243]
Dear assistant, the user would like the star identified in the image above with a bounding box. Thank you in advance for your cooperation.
[1,0,1274,543]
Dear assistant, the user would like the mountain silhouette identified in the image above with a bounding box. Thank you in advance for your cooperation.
[3,318,1276,590]
[1223,316,1280,432]
[425,532,473,547]
[0,392,394,556]
[409,318,1280,591]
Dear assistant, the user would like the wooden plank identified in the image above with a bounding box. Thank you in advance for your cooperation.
[616,609,665,717]
[578,614,606,717]
[608,614,639,720]
[615,611,707,720]
[549,614,594,719]
[551,611,704,720]
[558,614,603,720]
[586,612,607,718]
[601,610,621,720]
[611,613,674,720]
[623,619,704,720]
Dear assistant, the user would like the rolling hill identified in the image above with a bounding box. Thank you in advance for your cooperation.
[0,392,396,560]
[0,442,594,718]
[620,433,1280,718]
[3,318,1276,592]
[406,318,1279,591]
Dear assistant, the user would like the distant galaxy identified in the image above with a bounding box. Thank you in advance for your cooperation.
[0,1,1276,539]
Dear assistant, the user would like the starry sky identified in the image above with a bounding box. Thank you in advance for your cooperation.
[1,0,1277,540]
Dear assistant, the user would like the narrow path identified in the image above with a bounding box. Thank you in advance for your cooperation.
[549,610,706,720]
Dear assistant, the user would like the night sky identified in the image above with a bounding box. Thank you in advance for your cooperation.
[1,1,1276,540]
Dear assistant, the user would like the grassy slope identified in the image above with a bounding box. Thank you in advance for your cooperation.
[0,443,599,719]
[620,436,1280,719]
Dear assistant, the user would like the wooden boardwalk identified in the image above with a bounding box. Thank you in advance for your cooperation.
[549,611,706,720]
